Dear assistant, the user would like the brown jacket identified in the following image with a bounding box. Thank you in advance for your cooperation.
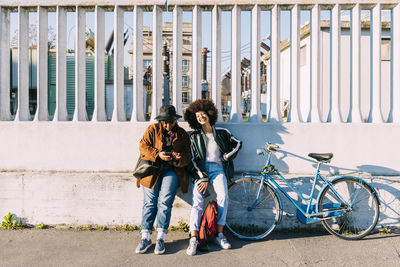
[138,122,191,193]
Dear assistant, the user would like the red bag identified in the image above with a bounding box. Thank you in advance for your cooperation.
[198,200,218,248]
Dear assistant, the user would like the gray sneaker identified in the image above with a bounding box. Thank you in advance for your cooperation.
[186,237,198,256]
[135,238,152,254]
[154,239,165,255]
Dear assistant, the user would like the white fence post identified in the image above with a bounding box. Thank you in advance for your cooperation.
[212,5,223,122]
[371,3,383,123]
[393,4,400,123]
[150,5,162,121]
[93,6,106,122]
[351,3,362,123]
[73,6,88,122]
[112,5,126,122]
[311,4,322,122]
[35,6,49,121]
[331,4,343,123]
[55,6,69,121]
[290,4,301,123]
[16,6,30,121]
[269,4,282,122]
[172,6,183,118]
[249,4,262,123]
[132,5,145,122]
[192,5,202,102]
[0,7,11,121]
[230,4,242,123]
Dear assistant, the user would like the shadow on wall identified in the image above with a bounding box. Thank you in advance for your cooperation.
[177,118,289,205]
[229,118,289,173]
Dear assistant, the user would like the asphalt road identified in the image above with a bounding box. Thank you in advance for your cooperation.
[1,229,399,267]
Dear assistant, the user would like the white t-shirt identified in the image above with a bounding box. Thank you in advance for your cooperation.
[205,133,222,163]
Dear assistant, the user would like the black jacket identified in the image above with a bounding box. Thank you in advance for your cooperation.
[188,127,242,185]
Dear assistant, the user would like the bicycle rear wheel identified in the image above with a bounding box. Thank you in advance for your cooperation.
[226,176,281,240]
[318,177,379,240]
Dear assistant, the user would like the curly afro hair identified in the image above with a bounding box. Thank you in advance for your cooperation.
[184,99,219,130]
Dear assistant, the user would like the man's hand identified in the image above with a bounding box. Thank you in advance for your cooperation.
[197,181,208,194]
[159,151,173,161]
[172,151,182,160]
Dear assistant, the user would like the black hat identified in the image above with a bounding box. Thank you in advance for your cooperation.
[155,105,182,121]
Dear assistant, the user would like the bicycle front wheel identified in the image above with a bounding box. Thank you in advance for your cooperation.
[318,177,379,240]
[226,176,281,240]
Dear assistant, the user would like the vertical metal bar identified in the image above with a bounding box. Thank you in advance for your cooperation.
[331,4,342,123]
[192,5,202,101]
[16,6,30,121]
[131,5,144,122]
[0,7,11,121]
[150,5,162,121]
[269,4,281,122]
[393,4,400,123]
[249,4,262,123]
[93,5,106,121]
[371,3,383,123]
[230,4,242,122]
[311,4,321,122]
[112,5,126,122]
[290,4,301,123]
[73,6,87,121]
[172,6,182,118]
[212,5,223,122]
[351,3,362,123]
[55,6,68,121]
[35,6,48,121]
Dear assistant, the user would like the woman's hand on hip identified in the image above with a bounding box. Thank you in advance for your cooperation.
[197,181,208,194]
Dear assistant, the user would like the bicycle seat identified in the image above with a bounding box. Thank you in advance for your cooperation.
[308,153,333,162]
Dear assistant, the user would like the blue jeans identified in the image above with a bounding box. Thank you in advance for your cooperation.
[141,165,179,233]
[189,162,229,232]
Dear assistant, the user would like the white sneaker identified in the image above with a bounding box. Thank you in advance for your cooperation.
[214,233,231,249]
[186,237,198,256]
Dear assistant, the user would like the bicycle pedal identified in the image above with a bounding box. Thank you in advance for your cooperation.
[284,212,296,217]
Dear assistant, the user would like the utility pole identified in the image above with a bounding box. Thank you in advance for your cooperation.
[162,41,170,105]
[201,48,209,99]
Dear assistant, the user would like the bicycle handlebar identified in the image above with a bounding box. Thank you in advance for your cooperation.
[266,142,279,152]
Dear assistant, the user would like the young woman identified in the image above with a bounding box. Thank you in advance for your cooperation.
[136,105,191,255]
[184,99,242,255]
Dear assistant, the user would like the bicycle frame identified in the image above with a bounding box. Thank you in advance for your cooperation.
[248,149,352,221]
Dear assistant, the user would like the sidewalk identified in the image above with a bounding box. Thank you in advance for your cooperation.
[1,229,399,267]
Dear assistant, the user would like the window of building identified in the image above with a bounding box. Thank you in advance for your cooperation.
[182,75,189,87]
[182,60,189,71]
[182,92,189,103]
[143,60,152,70]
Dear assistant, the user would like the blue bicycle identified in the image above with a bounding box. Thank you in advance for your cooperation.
[226,143,380,240]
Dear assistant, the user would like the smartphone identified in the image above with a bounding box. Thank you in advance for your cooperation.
[164,152,173,157]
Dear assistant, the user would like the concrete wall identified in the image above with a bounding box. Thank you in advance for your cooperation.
[0,121,399,229]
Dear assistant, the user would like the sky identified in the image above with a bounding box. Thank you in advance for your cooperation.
[5,2,390,78]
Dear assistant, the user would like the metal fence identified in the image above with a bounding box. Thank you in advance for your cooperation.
[0,1,399,123]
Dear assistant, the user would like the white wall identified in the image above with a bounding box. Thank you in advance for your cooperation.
[0,121,399,228]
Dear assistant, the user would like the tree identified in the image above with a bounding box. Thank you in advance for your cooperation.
[10,24,56,49]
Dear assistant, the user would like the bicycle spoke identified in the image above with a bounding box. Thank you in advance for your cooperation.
[227,178,281,240]
[318,177,379,239]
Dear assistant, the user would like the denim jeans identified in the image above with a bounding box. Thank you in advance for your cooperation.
[141,165,179,234]
[189,162,229,232]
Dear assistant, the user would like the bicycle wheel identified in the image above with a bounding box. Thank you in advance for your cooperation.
[226,176,281,240]
[318,177,379,240]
